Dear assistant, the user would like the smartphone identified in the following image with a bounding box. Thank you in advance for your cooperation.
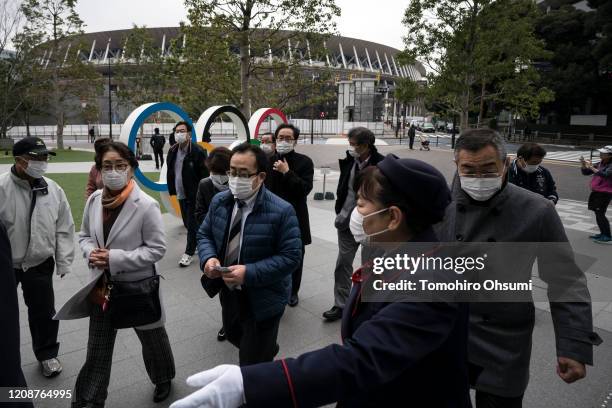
[214,266,232,274]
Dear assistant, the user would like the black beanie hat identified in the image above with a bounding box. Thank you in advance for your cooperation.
[376,154,451,224]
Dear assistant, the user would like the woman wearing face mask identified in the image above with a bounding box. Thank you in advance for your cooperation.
[508,142,558,204]
[195,146,232,341]
[56,141,176,406]
[172,155,470,408]
[581,145,612,244]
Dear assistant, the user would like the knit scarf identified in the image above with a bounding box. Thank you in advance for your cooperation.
[101,179,135,209]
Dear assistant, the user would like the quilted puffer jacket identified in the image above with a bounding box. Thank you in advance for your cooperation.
[197,186,302,321]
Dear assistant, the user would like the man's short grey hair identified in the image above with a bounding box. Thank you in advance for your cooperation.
[454,128,507,161]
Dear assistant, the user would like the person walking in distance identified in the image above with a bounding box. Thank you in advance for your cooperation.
[150,127,166,170]
[581,145,612,244]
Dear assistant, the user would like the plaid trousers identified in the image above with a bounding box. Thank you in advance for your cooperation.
[71,305,175,408]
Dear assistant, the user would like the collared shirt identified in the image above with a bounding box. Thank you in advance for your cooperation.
[174,145,187,199]
[228,187,259,263]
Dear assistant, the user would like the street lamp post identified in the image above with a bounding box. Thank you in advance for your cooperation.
[107,57,112,139]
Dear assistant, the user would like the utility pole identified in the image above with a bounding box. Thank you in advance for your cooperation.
[108,57,112,139]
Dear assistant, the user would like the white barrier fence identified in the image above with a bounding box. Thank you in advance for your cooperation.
[5,119,385,142]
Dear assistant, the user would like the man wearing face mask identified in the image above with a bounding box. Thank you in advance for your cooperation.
[436,129,600,408]
[324,127,384,322]
[0,137,75,378]
[508,143,558,204]
[167,121,209,267]
[265,124,314,307]
[197,143,302,365]
[259,132,276,157]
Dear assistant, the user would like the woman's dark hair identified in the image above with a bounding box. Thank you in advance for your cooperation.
[356,166,430,235]
[348,127,375,148]
[93,137,111,156]
[274,123,300,141]
[516,143,546,160]
[205,147,232,174]
[231,142,268,173]
[95,141,139,170]
[173,121,192,132]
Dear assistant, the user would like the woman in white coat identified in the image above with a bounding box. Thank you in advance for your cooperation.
[55,141,175,407]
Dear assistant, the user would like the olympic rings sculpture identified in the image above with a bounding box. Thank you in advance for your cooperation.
[119,102,288,217]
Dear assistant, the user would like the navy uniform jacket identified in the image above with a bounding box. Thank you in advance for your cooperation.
[241,229,471,407]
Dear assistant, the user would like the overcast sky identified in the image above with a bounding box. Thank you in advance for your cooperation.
[74,0,407,50]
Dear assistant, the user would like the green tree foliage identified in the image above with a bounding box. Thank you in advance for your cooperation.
[17,0,101,148]
[534,2,611,123]
[402,0,552,129]
[183,0,340,119]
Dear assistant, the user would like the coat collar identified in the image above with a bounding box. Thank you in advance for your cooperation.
[103,182,142,247]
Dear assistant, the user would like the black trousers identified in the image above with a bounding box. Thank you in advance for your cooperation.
[220,288,282,366]
[14,257,60,362]
[72,304,175,408]
[179,198,198,256]
[475,391,523,408]
[409,135,415,149]
[153,148,164,169]
[588,191,611,237]
[291,245,306,297]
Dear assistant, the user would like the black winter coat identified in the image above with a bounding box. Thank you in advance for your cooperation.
[166,142,209,201]
[507,160,558,203]
[0,221,32,404]
[335,146,385,214]
[265,150,314,245]
[195,177,222,226]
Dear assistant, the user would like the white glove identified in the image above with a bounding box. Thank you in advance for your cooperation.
[170,364,245,408]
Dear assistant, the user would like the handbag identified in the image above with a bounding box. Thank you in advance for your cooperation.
[88,272,109,305]
[106,266,162,329]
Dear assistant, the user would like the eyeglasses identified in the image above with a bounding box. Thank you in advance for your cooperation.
[101,162,129,172]
[227,170,258,178]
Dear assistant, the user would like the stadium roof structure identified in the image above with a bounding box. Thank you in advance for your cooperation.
[58,27,425,83]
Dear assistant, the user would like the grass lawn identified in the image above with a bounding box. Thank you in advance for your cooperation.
[46,172,166,230]
[0,149,96,164]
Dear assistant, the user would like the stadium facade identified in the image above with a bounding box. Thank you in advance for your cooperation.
[63,27,426,126]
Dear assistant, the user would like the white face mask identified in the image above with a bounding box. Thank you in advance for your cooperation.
[276,141,294,155]
[523,164,539,174]
[349,207,390,243]
[24,160,48,179]
[175,132,188,145]
[459,176,503,201]
[102,169,129,191]
[228,175,259,200]
[261,144,275,155]
[211,174,229,191]
[347,146,360,158]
